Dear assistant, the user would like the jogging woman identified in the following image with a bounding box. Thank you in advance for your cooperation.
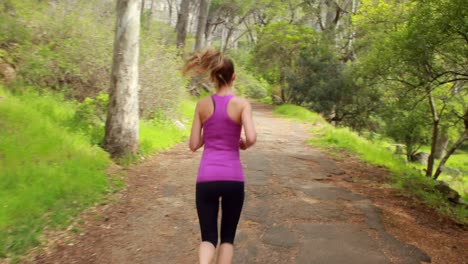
[183,49,256,264]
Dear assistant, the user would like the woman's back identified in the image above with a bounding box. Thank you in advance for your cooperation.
[184,49,256,264]
[197,94,245,183]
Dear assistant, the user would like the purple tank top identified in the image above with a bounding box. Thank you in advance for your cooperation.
[197,94,244,183]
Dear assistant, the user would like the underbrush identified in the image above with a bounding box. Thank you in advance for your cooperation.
[139,99,195,157]
[0,0,195,260]
[0,87,111,259]
[0,86,195,259]
[273,104,326,125]
[274,104,468,224]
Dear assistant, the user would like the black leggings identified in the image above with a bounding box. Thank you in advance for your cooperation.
[196,181,245,247]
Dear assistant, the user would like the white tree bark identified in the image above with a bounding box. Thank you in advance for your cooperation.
[105,0,141,158]
[195,0,211,50]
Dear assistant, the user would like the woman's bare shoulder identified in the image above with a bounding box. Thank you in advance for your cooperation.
[232,96,250,108]
[196,96,213,109]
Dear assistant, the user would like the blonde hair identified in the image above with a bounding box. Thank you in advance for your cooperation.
[183,49,235,88]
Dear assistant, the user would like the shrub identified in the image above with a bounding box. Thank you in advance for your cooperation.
[235,67,269,99]
[0,86,111,257]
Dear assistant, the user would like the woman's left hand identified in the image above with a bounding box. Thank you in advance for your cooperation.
[239,138,247,150]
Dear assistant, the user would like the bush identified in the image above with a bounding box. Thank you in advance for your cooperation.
[3,0,115,98]
[1,0,187,117]
[72,92,109,145]
[0,86,111,258]
[274,104,326,125]
[139,26,186,119]
[235,67,269,99]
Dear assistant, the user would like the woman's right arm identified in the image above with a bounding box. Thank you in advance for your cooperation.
[241,101,256,149]
[189,102,204,152]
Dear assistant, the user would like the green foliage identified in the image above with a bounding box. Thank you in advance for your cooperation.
[149,21,177,46]
[246,0,308,25]
[139,27,187,118]
[139,120,187,156]
[178,99,197,120]
[0,12,30,46]
[1,0,114,98]
[353,0,468,178]
[256,97,273,105]
[409,146,468,200]
[286,47,382,128]
[139,99,195,156]
[250,20,383,130]
[0,81,196,258]
[226,49,254,72]
[442,150,468,200]
[0,86,195,259]
[286,42,340,106]
[72,93,109,145]
[1,0,187,117]
[252,22,318,86]
[0,87,112,258]
[274,104,326,125]
[379,94,432,160]
[235,66,269,99]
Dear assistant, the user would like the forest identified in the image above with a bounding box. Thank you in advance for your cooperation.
[0,0,467,261]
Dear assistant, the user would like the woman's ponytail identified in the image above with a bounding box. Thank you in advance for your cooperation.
[183,49,235,88]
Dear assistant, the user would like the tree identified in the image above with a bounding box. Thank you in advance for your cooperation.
[176,0,190,52]
[287,50,381,129]
[206,0,255,51]
[252,22,317,102]
[104,0,141,158]
[380,92,432,161]
[434,98,468,179]
[195,0,211,50]
[355,0,468,178]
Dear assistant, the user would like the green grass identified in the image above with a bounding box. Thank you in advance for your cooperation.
[0,86,196,259]
[311,126,411,176]
[139,99,195,157]
[443,150,468,199]
[273,104,326,125]
[255,97,273,105]
[0,87,111,258]
[275,104,468,224]
[406,147,468,200]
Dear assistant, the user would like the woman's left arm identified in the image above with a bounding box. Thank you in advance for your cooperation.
[189,103,204,152]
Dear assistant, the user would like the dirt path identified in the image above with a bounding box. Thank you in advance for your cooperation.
[30,103,467,264]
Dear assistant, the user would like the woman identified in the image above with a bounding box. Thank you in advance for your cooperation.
[183,49,256,264]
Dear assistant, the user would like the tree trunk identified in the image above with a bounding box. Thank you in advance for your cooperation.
[140,0,145,18]
[406,140,415,161]
[205,23,214,47]
[425,89,439,177]
[195,0,211,50]
[279,74,286,103]
[220,25,226,50]
[434,108,468,179]
[434,132,449,159]
[176,0,190,52]
[204,12,218,48]
[222,26,234,52]
[166,0,173,26]
[148,0,155,20]
[105,0,141,159]
[244,19,256,45]
[319,0,338,31]
[434,130,467,179]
